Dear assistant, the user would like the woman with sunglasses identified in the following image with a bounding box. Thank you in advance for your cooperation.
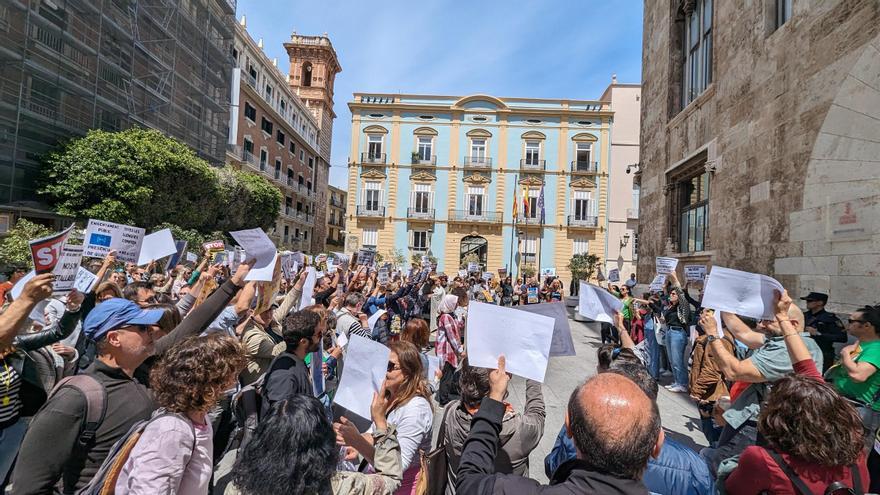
[335,341,433,495]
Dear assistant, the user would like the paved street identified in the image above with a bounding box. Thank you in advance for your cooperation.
[436,305,709,484]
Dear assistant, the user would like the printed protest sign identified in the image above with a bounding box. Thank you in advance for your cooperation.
[378,264,390,284]
[74,267,98,293]
[203,240,225,262]
[29,225,75,274]
[684,265,707,282]
[83,219,145,263]
[648,274,667,292]
[185,252,198,263]
[137,228,177,266]
[527,286,539,304]
[608,268,620,283]
[357,249,375,267]
[467,262,479,273]
[458,269,467,278]
[541,267,556,277]
[230,228,277,271]
[498,268,508,277]
[481,272,492,282]
[655,256,679,275]
[52,244,83,295]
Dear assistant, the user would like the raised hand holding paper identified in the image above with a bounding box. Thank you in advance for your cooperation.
[465,301,554,382]
[514,302,576,357]
[297,266,317,310]
[700,266,784,320]
[229,228,276,270]
[333,334,391,421]
[83,219,145,263]
[578,282,624,323]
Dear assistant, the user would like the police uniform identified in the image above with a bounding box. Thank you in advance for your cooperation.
[802,294,846,372]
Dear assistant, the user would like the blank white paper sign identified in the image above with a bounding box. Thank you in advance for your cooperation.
[578,282,624,323]
[333,334,390,422]
[136,229,177,266]
[700,266,784,320]
[245,253,280,282]
[465,301,555,383]
[298,266,317,310]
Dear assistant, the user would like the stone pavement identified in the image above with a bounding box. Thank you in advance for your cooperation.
[431,309,709,484]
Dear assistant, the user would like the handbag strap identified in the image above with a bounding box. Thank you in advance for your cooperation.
[764,448,817,495]
[437,401,456,449]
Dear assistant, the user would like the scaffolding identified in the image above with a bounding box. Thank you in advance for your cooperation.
[0,0,235,210]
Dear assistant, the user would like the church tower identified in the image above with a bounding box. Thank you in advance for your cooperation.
[284,32,341,164]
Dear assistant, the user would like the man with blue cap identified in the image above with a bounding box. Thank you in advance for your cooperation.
[11,298,164,495]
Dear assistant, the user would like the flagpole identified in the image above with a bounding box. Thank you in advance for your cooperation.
[509,174,517,280]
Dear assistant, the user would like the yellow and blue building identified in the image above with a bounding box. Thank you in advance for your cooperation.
[345,93,617,284]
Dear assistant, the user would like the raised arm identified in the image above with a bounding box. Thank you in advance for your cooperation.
[0,274,54,346]
[92,250,117,286]
[774,289,822,380]
[720,312,766,349]
[702,311,765,383]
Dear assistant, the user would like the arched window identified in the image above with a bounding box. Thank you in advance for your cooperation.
[302,62,312,87]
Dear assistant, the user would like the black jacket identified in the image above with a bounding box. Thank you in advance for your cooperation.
[261,351,313,417]
[10,360,156,495]
[456,398,649,495]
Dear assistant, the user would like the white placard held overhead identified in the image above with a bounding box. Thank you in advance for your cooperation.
[136,228,178,266]
[684,265,707,282]
[481,272,492,282]
[52,244,83,295]
[244,253,280,282]
[541,267,556,277]
[467,262,479,273]
[700,266,785,320]
[465,301,555,383]
[458,270,467,278]
[427,355,441,389]
[333,334,391,422]
[367,309,386,331]
[298,266,317,310]
[655,257,679,275]
[82,219,145,263]
[578,282,624,323]
[74,267,98,293]
[229,228,277,271]
[185,252,198,263]
[608,268,620,283]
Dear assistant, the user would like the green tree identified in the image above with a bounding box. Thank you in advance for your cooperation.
[385,248,406,267]
[0,219,53,269]
[521,263,537,279]
[568,253,601,281]
[39,128,221,231]
[411,252,437,267]
[460,252,480,269]
[214,167,283,232]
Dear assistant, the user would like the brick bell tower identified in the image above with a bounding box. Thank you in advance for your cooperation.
[285,32,341,252]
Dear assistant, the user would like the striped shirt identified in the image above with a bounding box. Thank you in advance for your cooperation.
[0,357,22,424]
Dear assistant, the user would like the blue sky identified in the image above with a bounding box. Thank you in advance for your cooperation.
[238,0,644,188]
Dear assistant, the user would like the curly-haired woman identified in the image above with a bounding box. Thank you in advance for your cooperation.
[723,291,869,494]
[115,334,246,494]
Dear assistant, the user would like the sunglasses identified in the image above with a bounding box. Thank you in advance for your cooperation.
[387,362,401,373]
[119,324,151,333]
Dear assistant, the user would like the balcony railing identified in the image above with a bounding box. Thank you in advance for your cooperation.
[357,206,386,217]
[411,154,437,165]
[243,150,256,165]
[448,209,501,223]
[329,197,344,207]
[361,152,387,164]
[407,207,435,220]
[520,159,546,171]
[571,160,599,173]
[627,208,639,219]
[462,156,492,168]
[567,215,599,227]
[518,215,544,225]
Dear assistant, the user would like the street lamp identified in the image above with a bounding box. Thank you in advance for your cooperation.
[620,233,630,249]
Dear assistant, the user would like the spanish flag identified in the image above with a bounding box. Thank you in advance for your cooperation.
[512,181,519,220]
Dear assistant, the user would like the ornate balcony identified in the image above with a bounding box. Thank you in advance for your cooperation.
[411,154,437,166]
[567,215,599,228]
[407,207,435,220]
[462,156,492,168]
[360,152,386,164]
[570,160,599,173]
[356,206,386,217]
[520,159,546,171]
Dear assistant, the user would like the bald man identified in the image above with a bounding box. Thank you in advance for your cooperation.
[701,295,823,476]
[456,357,661,494]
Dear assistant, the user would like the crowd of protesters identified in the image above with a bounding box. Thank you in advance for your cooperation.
[0,228,876,495]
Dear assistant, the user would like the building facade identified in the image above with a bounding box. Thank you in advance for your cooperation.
[600,80,641,280]
[284,32,341,253]
[346,92,636,285]
[327,185,346,249]
[226,17,326,253]
[639,0,880,313]
[0,0,235,226]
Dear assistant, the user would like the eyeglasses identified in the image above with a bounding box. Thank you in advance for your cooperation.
[387,362,401,373]
[119,324,151,334]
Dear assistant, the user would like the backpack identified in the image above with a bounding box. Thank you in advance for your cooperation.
[77,408,196,495]
[41,375,107,457]
[764,448,863,495]
[230,373,267,452]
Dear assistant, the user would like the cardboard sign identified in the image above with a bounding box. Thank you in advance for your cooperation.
[137,228,177,266]
[83,219,145,263]
[467,262,479,273]
[29,225,75,274]
[52,244,83,295]
[165,240,188,271]
[608,268,620,283]
[684,265,707,282]
[203,240,225,261]
[655,257,679,275]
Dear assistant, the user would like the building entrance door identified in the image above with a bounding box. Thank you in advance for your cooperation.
[460,235,488,271]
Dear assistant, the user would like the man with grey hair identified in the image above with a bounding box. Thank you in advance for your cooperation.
[335,292,370,340]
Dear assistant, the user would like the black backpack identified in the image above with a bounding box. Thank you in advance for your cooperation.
[764,448,863,495]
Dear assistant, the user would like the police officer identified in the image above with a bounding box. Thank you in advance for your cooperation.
[801,291,847,372]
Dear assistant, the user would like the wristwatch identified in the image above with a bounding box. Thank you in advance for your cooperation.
[707,335,718,343]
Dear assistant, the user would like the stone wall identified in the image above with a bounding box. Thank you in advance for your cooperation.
[638,0,880,312]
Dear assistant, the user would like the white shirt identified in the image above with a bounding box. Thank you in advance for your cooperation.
[381,396,433,473]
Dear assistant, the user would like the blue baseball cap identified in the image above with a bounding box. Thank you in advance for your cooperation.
[83,298,164,342]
